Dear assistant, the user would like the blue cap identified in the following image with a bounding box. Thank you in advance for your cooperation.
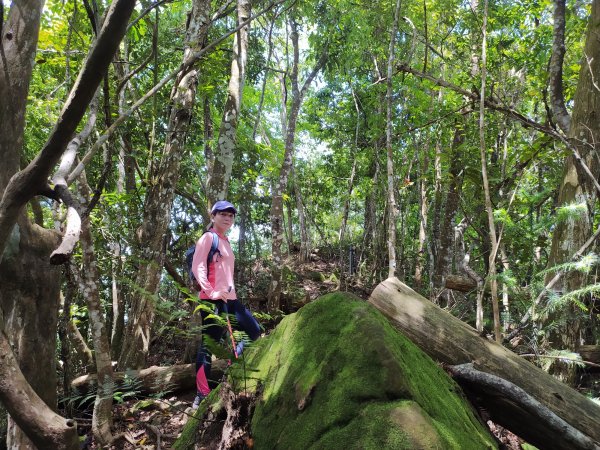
[211,200,237,214]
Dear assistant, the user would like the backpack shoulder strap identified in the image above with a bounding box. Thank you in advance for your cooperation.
[207,231,220,263]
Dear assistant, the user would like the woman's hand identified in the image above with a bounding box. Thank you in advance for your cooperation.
[211,290,229,301]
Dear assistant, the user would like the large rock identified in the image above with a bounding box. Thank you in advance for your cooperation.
[177,292,498,449]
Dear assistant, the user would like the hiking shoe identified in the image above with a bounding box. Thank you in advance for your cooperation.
[192,393,205,409]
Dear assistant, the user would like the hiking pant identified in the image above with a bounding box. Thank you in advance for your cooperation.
[195,299,261,396]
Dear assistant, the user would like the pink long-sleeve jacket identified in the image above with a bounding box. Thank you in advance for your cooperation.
[191,230,237,301]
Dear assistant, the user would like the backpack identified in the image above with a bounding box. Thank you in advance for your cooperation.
[185,231,220,291]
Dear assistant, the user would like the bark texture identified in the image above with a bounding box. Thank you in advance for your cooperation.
[544,0,600,358]
[79,219,115,445]
[206,0,251,205]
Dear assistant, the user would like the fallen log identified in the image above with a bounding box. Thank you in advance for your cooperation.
[444,274,477,292]
[369,277,600,450]
[578,345,600,365]
[71,361,227,395]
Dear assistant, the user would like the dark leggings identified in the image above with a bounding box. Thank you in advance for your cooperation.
[195,299,261,394]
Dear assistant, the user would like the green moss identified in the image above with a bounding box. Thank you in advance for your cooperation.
[235,293,497,450]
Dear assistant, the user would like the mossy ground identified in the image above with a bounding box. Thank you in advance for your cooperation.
[230,292,498,450]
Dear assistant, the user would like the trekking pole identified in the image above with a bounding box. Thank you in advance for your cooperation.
[223,287,238,359]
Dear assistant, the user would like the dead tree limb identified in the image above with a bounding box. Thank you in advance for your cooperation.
[450,363,600,450]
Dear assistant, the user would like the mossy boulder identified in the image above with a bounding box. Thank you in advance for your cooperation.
[178,292,498,449]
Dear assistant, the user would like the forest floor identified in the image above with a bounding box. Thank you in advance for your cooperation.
[73,252,596,449]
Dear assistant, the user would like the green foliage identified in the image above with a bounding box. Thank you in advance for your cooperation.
[556,202,588,223]
[539,349,585,372]
[15,0,600,428]
[63,375,144,409]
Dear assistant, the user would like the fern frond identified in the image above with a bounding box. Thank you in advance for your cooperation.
[536,253,600,278]
[540,349,585,371]
[547,284,598,313]
[556,202,587,223]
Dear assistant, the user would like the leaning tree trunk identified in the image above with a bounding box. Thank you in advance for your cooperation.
[543,0,600,380]
[119,0,212,369]
[369,277,600,449]
[206,0,251,205]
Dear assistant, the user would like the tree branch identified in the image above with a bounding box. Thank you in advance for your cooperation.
[0,0,136,259]
[397,63,600,198]
[67,0,287,185]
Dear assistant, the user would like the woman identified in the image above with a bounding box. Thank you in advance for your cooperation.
[191,200,261,408]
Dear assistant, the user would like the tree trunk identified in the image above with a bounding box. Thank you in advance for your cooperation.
[432,124,464,305]
[450,363,600,450]
[543,0,600,379]
[414,136,429,290]
[119,0,212,369]
[206,0,251,205]
[0,328,79,450]
[339,86,360,287]
[79,219,115,445]
[384,0,402,279]
[292,166,309,262]
[267,17,327,311]
[0,3,64,448]
[369,277,600,448]
[477,0,501,342]
[549,0,571,133]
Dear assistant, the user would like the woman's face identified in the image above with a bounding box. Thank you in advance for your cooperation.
[212,210,235,232]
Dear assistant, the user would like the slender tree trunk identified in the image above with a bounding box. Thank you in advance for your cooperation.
[119,0,212,369]
[206,0,251,205]
[432,125,464,305]
[78,218,114,445]
[359,142,380,276]
[339,153,357,287]
[339,88,360,289]
[292,166,309,262]
[267,17,327,310]
[549,0,571,133]
[414,138,429,290]
[385,0,402,279]
[477,0,502,342]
